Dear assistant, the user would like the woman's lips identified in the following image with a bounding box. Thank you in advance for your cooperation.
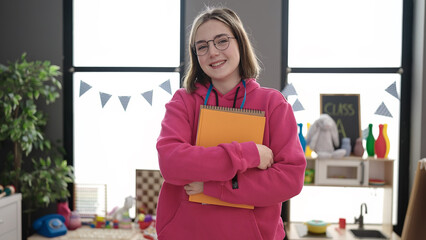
[210,60,226,68]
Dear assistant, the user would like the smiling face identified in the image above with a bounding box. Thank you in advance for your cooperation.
[195,20,241,91]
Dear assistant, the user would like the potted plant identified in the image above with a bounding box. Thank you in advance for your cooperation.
[0,53,74,232]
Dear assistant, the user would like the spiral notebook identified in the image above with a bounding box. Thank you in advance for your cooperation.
[189,105,266,209]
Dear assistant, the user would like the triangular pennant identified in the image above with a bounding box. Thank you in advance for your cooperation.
[281,83,298,98]
[292,98,305,112]
[141,90,153,106]
[374,102,393,118]
[119,96,131,111]
[159,79,172,95]
[385,81,399,100]
[362,127,369,139]
[79,80,92,97]
[99,92,112,108]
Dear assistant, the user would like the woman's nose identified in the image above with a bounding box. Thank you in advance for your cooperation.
[207,43,220,56]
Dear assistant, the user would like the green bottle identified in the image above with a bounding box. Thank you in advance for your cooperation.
[366,123,375,157]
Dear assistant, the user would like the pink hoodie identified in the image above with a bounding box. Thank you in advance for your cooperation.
[156,79,306,240]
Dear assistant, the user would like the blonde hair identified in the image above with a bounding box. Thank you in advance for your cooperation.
[183,7,261,93]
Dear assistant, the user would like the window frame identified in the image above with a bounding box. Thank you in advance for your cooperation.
[63,0,185,211]
[281,0,413,235]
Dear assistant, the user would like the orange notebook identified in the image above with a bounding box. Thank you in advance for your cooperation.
[189,105,266,209]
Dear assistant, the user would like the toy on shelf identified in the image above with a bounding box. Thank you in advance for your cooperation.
[375,124,387,158]
[0,185,15,198]
[306,114,346,159]
[353,137,364,157]
[298,123,306,152]
[366,123,375,157]
[119,212,132,229]
[383,124,390,158]
[305,123,313,157]
[109,196,135,221]
[137,213,155,230]
[340,138,351,156]
[68,211,82,230]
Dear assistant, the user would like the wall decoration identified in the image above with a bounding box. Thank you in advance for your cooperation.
[292,98,305,112]
[159,79,172,94]
[79,79,172,110]
[281,83,297,98]
[119,96,131,111]
[100,92,112,108]
[374,102,393,118]
[141,90,154,106]
[79,80,92,97]
[385,81,399,100]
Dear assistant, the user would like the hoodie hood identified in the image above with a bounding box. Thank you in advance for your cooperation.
[194,78,260,107]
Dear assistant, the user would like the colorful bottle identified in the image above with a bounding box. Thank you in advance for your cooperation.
[383,124,390,158]
[353,137,365,157]
[57,199,71,228]
[298,123,306,152]
[374,124,386,158]
[341,137,351,156]
[305,123,312,157]
[366,124,375,157]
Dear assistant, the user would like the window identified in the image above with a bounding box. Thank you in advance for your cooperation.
[65,0,183,217]
[283,0,404,225]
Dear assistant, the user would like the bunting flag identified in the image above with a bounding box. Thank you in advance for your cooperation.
[385,81,399,100]
[292,98,305,112]
[119,96,131,111]
[159,79,172,95]
[100,92,112,108]
[281,83,297,98]
[79,79,172,110]
[141,90,153,106]
[374,102,393,118]
[79,80,92,97]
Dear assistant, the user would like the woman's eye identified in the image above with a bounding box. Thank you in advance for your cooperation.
[217,39,228,44]
[197,45,207,51]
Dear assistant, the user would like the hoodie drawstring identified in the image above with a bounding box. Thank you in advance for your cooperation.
[204,80,246,109]
[203,80,247,190]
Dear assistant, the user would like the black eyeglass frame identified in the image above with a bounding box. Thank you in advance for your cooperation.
[193,34,236,56]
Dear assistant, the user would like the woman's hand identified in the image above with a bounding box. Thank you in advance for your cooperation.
[184,182,204,195]
[256,144,274,170]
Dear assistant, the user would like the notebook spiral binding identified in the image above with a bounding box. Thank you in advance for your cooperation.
[201,105,265,117]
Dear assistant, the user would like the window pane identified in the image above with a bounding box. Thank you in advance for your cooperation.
[288,0,403,67]
[73,72,180,215]
[286,73,400,223]
[73,0,181,67]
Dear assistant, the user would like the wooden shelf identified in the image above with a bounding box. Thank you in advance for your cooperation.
[300,156,394,225]
[304,157,394,188]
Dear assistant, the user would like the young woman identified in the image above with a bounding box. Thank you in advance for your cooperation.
[156,7,306,240]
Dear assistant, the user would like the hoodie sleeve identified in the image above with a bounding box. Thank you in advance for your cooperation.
[156,91,260,186]
[203,98,306,207]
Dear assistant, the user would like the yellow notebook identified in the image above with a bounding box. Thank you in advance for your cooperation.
[189,105,266,209]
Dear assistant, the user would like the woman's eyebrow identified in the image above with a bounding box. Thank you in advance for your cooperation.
[195,33,229,44]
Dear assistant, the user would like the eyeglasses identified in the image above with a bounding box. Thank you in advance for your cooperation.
[194,34,236,56]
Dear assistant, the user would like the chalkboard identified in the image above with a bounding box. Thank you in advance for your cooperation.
[320,94,361,153]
